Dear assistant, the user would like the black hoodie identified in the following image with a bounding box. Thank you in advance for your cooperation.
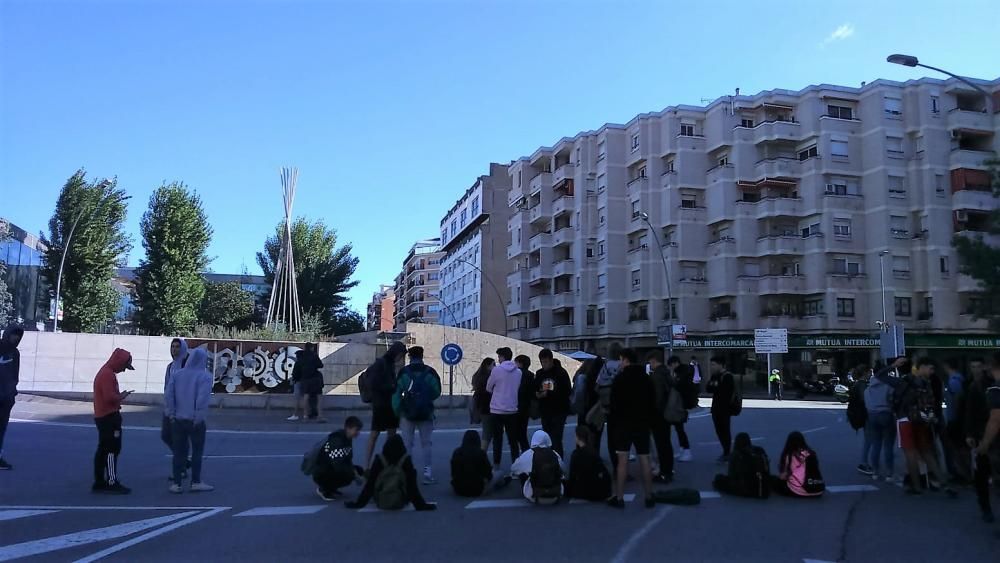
[535,359,572,417]
[352,434,430,509]
[450,430,493,497]
[368,341,406,408]
[609,364,657,431]
[565,444,612,501]
[0,325,24,402]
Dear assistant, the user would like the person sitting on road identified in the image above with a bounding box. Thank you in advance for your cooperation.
[565,425,612,502]
[346,434,436,511]
[450,430,493,498]
[770,431,824,498]
[510,430,565,504]
[713,433,771,499]
[313,416,365,501]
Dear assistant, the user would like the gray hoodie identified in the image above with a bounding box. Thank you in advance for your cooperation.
[163,338,189,412]
[864,374,893,414]
[165,347,213,423]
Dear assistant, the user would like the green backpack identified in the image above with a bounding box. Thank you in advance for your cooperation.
[374,454,410,510]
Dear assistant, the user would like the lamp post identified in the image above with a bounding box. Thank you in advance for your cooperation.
[637,211,674,357]
[448,256,509,335]
[887,54,995,116]
[878,250,890,329]
[52,199,103,333]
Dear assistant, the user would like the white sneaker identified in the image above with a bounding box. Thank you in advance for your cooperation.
[423,468,436,485]
[678,449,693,462]
[168,484,183,494]
[286,415,300,421]
[673,451,682,460]
[190,482,215,492]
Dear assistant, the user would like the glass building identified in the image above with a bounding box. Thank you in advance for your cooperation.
[1,218,49,330]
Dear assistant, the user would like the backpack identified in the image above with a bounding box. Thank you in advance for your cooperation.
[359,360,381,404]
[400,366,435,421]
[300,438,326,476]
[803,451,825,495]
[847,382,868,431]
[530,447,562,502]
[572,358,604,416]
[729,373,743,416]
[664,386,688,423]
[374,454,410,510]
[731,447,770,499]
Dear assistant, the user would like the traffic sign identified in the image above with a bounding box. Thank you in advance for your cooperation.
[754,328,788,354]
[441,343,463,366]
[671,324,688,341]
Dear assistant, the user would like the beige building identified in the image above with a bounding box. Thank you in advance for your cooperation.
[366,284,395,332]
[392,238,444,330]
[505,76,999,370]
[438,163,513,335]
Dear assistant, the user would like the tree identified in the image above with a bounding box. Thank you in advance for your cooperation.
[329,307,365,336]
[40,170,131,333]
[256,218,359,334]
[0,219,12,326]
[953,159,1000,329]
[198,281,255,328]
[134,183,212,335]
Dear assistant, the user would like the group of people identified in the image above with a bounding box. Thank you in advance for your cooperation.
[847,354,1000,522]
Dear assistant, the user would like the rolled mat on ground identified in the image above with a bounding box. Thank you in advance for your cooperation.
[651,488,701,505]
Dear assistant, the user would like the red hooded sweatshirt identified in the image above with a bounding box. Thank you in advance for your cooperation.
[94,348,133,418]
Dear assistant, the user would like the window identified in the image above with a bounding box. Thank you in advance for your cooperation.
[832,258,861,275]
[935,174,945,195]
[895,297,912,317]
[450,220,457,237]
[801,222,821,238]
[740,118,755,128]
[940,256,950,274]
[471,196,479,216]
[598,241,606,256]
[718,155,729,167]
[825,178,861,196]
[888,175,906,198]
[798,145,818,161]
[460,208,468,227]
[833,220,852,238]
[680,123,695,137]
[517,169,522,188]
[664,299,677,320]
[631,200,641,218]
[638,165,647,178]
[631,133,640,152]
[575,147,581,165]
[892,255,911,277]
[598,308,606,325]
[681,197,697,209]
[586,245,594,258]
[836,298,855,317]
[598,207,606,225]
[884,97,903,116]
[831,139,849,159]
[597,140,606,160]
[890,215,908,237]
[631,270,641,289]
[914,135,925,155]
[597,273,607,290]
[804,298,825,316]
[428,273,439,281]
[629,301,649,321]
[924,296,933,316]
[665,159,675,173]
[931,96,940,114]
[827,105,854,120]
[886,136,904,156]
[441,230,448,243]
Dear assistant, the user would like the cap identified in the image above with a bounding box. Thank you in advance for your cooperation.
[125,356,135,370]
[771,369,780,374]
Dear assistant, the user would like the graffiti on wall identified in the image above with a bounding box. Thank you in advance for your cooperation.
[186,339,305,394]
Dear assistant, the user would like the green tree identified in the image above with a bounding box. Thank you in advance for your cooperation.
[134,183,212,335]
[329,307,365,335]
[198,281,255,328]
[256,218,359,334]
[40,170,131,333]
[953,159,1000,329]
[0,219,12,326]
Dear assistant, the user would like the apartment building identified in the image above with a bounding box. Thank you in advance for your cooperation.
[392,238,444,330]
[506,76,999,373]
[438,163,513,335]
[366,284,396,332]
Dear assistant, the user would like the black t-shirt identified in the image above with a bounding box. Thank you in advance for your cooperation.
[987,386,1000,411]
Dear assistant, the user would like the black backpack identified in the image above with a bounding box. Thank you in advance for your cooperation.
[734,447,770,499]
[530,447,562,502]
[847,382,868,431]
[359,360,381,404]
[803,451,826,495]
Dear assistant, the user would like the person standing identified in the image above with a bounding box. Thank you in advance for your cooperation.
[607,348,656,509]
[392,346,441,485]
[166,347,214,493]
[471,358,496,454]
[971,351,1000,523]
[768,369,783,401]
[486,347,522,471]
[941,358,972,484]
[667,356,694,462]
[514,354,535,455]
[0,325,24,470]
[92,348,134,494]
[646,350,675,484]
[162,338,188,478]
[864,368,897,482]
[362,341,407,468]
[534,348,571,458]
[294,343,326,423]
[706,356,735,463]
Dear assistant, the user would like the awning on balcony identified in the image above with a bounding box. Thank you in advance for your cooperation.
[737,176,798,189]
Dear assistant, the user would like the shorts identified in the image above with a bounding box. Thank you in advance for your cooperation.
[293,382,304,398]
[371,405,400,432]
[613,427,651,456]
[897,419,934,452]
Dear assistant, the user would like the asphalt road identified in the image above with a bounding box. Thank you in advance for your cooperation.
[1,399,997,563]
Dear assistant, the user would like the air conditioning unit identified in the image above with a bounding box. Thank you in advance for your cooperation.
[955,210,969,222]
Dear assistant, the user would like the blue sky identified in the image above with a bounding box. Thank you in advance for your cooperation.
[2,0,998,311]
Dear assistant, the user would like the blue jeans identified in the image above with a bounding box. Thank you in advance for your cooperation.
[172,419,206,485]
[860,418,875,464]
[867,411,896,476]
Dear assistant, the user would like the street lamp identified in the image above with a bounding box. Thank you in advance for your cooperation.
[637,211,674,357]
[887,54,995,115]
[877,250,890,330]
[448,256,509,335]
[52,204,99,333]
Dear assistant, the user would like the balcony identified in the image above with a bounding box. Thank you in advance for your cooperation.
[553,259,575,277]
[756,235,803,256]
[552,227,573,247]
[953,189,996,212]
[951,149,993,170]
[507,268,528,287]
[740,197,803,219]
[627,176,649,196]
[507,244,525,260]
[753,157,801,179]
[706,163,735,184]
[529,231,551,252]
[552,292,576,309]
[948,108,994,134]
[890,228,911,239]
[752,120,801,143]
[553,163,575,185]
[529,172,552,195]
[527,265,547,285]
[507,300,526,316]
[552,195,574,217]
[739,274,807,294]
[529,204,548,224]
[528,294,552,311]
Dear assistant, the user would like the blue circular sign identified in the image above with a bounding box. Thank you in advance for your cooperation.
[441,343,463,366]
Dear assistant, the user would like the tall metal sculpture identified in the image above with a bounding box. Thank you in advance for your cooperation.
[265,167,302,333]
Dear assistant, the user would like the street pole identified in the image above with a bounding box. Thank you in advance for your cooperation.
[53,206,91,333]
[767,353,772,398]
[449,364,454,400]
[449,256,508,335]
[638,212,673,357]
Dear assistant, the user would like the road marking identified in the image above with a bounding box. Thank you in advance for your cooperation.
[72,508,229,563]
[358,505,416,513]
[0,511,198,561]
[803,559,837,563]
[0,509,58,521]
[609,506,674,563]
[699,491,722,499]
[163,454,302,459]
[233,505,327,517]
[467,494,636,509]
[0,505,229,511]
[801,426,828,434]
[826,484,878,493]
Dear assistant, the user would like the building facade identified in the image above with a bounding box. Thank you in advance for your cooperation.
[366,284,396,332]
[505,76,999,375]
[0,218,49,329]
[393,238,444,329]
[438,163,513,335]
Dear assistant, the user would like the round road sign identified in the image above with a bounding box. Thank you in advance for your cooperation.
[441,343,463,366]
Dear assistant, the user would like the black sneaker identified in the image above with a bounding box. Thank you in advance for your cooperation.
[104,483,132,495]
[0,458,12,470]
[856,464,874,476]
[91,482,108,493]
[653,474,673,485]
[316,487,339,502]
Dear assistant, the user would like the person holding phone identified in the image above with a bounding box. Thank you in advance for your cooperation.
[92,348,135,494]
